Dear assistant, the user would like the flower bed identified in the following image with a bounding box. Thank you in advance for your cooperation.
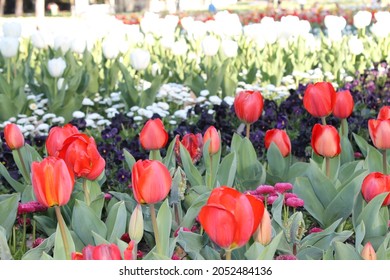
[0,9,389,260]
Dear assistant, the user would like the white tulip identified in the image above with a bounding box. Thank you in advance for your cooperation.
[57,78,69,91]
[71,37,87,54]
[348,36,364,55]
[201,35,220,56]
[2,21,22,38]
[221,39,238,58]
[0,37,19,58]
[151,63,161,77]
[370,22,390,38]
[31,30,54,49]
[102,40,120,60]
[374,11,390,23]
[47,57,67,78]
[171,40,188,56]
[353,11,372,29]
[130,49,150,71]
[324,15,346,31]
[54,35,71,54]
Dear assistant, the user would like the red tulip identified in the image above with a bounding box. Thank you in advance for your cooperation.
[264,129,292,157]
[233,90,264,124]
[139,119,168,150]
[174,133,203,164]
[4,123,24,150]
[198,186,264,250]
[368,119,390,150]
[303,82,336,118]
[333,90,354,119]
[311,124,341,157]
[361,172,390,206]
[46,124,79,156]
[31,157,75,208]
[58,133,105,180]
[203,126,220,155]
[132,160,172,204]
[378,106,390,120]
[72,244,122,260]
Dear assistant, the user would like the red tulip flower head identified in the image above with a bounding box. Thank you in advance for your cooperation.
[203,126,220,155]
[303,82,336,118]
[46,123,79,156]
[311,124,341,158]
[139,118,168,150]
[58,133,106,180]
[4,123,24,150]
[234,90,264,124]
[377,106,390,120]
[368,119,390,150]
[132,159,172,204]
[72,244,126,260]
[361,172,390,206]
[174,133,203,164]
[264,129,292,157]
[198,186,264,250]
[31,157,75,208]
[333,90,354,119]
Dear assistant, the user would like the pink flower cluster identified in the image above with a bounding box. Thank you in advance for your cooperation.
[246,182,304,208]
[17,201,48,215]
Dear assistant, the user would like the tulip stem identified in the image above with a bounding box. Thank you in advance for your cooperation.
[149,204,162,255]
[325,157,331,178]
[341,118,348,138]
[321,117,327,126]
[7,59,11,84]
[150,149,161,161]
[225,249,232,260]
[54,77,58,99]
[246,124,251,139]
[54,206,70,260]
[382,150,388,175]
[16,148,30,183]
[133,242,138,260]
[32,219,36,242]
[22,214,27,253]
[82,179,91,206]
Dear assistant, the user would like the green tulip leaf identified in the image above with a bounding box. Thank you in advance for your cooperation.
[0,226,12,260]
[163,138,176,172]
[354,222,365,251]
[353,133,369,157]
[340,136,355,165]
[217,152,237,187]
[180,143,203,187]
[0,193,20,239]
[365,145,383,173]
[156,199,172,258]
[33,215,56,237]
[105,201,127,243]
[72,199,107,246]
[22,233,55,260]
[92,231,110,245]
[0,162,25,193]
[124,149,136,171]
[53,218,76,260]
[177,231,206,260]
[333,241,361,260]
[267,142,287,178]
[245,231,283,260]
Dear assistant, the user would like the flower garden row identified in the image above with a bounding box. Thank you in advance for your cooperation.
[0,9,389,260]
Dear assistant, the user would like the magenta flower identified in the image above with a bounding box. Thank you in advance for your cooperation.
[267,195,279,205]
[32,238,45,248]
[275,254,297,260]
[18,201,48,215]
[284,193,298,200]
[174,227,192,237]
[274,182,293,193]
[285,197,305,208]
[256,185,275,195]
[309,227,323,234]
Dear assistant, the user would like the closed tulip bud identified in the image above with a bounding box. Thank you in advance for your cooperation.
[333,90,354,119]
[198,186,264,250]
[2,21,22,38]
[353,10,372,29]
[139,119,168,150]
[31,157,75,208]
[47,57,66,78]
[0,37,19,58]
[253,208,272,246]
[102,40,119,60]
[201,35,220,56]
[361,242,377,260]
[264,129,291,157]
[234,90,264,124]
[132,160,172,204]
[4,123,24,150]
[130,48,150,71]
[368,119,390,150]
[361,172,390,206]
[303,82,336,118]
[378,106,390,120]
[58,133,105,181]
[46,124,79,156]
[129,204,144,244]
[203,126,220,155]
[311,124,341,158]
[221,39,238,58]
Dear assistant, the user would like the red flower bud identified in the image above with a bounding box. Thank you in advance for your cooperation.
[4,123,24,150]
[361,172,390,206]
[234,90,264,124]
[303,82,336,118]
[264,129,291,157]
[333,90,354,119]
[203,126,220,155]
[311,124,341,158]
[139,119,168,150]
[368,119,390,150]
